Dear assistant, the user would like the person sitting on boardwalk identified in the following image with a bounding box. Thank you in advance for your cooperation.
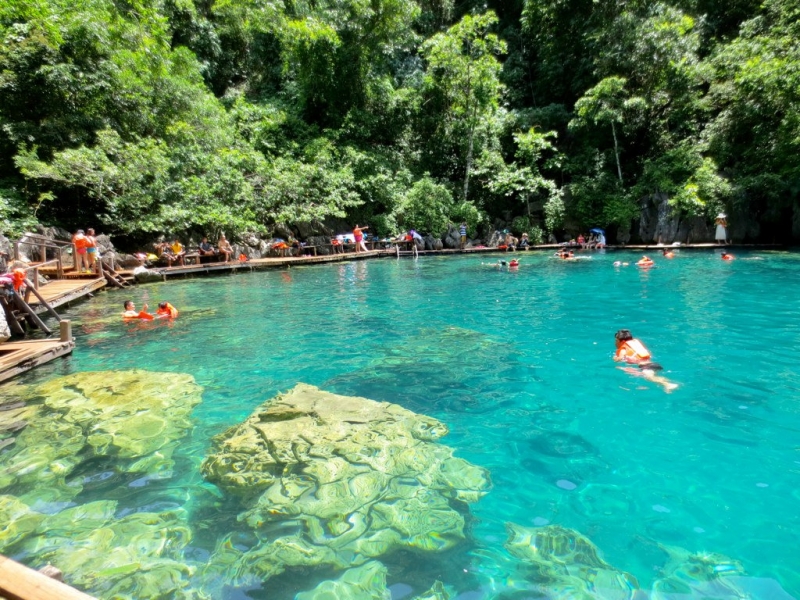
[169,239,186,266]
[613,329,677,392]
[122,300,154,320]
[518,233,529,250]
[156,302,179,318]
[199,237,216,263]
[218,234,233,262]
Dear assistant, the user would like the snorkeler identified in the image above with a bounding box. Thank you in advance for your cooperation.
[613,329,678,392]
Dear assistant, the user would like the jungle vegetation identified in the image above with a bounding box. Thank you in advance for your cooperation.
[1,0,797,243]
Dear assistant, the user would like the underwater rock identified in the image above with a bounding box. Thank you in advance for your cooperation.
[296,561,391,600]
[0,495,44,553]
[504,523,640,600]
[22,502,198,599]
[0,370,202,502]
[202,384,490,583]
[413,580,452,600]
[652,544,748,600]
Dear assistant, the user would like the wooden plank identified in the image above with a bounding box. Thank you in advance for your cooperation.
[0,340,74,384]
[26,279,106,312]
[0,554,95,600]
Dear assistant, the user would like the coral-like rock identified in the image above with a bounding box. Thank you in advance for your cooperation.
[202,384,490,584]
[296,561,391,600]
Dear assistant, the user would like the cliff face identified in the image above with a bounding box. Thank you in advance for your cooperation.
[628,193,763,244]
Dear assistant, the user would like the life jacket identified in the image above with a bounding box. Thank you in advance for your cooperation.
[124,311,154,321]
[637,256,654,266]
[354,228,362,238]
[157,302,179,318]
[238,253,248,262]
[617,338,651,362]
[509,260,519,267]
[12,269,26,292]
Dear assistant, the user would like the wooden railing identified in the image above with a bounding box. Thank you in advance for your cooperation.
[0,554,95,600]
[13,233,104,280]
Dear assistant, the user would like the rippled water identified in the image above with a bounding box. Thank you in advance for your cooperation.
[4,248,800,598]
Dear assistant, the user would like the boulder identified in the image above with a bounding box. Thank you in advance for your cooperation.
[443,225,462,249]
[423,234,442,250]
[133,266,163,283]
[0,314,10,342]
[121,254,146,269]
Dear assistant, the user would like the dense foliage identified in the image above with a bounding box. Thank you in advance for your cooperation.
[1,0,797,242]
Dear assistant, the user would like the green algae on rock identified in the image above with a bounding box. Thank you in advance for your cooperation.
[504,523,640,599]
[0,370,202,504]
[201,383,490,583]
[20,501,201,599]
[652,544,749,600]
[0,495,44,552]
[296,561,391,600]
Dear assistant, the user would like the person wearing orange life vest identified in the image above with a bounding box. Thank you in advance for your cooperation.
[636,256,654,267]
[353,224,369,253]
[614,329,677,392]
[11,268,27,292]
[156,302,179,319]
[73,229,88,272]
[122,300,154,321]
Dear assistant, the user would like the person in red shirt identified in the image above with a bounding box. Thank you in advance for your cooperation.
[353,224,369,253]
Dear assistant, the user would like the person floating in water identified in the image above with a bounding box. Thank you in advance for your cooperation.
[721,252,734,261]
[613,329,678,392]
[636,256,655,267]
[122,300,154,321]
[661,249,675,258]
[509,259,520,268]
[156,302,179,318]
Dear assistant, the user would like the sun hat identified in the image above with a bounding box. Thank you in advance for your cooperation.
[717,213,726,219]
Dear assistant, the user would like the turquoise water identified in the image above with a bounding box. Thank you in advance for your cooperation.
[4,249,800,598]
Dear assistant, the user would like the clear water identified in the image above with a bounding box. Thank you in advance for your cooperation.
[4,249,800,598]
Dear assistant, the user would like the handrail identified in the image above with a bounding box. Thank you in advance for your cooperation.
[18,233,74,248]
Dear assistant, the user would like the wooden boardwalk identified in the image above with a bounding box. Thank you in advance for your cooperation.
[0,338,74,384]
[150,248,392,278]
[26,278,106,313]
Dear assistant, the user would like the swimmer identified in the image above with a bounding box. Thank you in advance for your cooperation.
[122,300,154,321]
[509,259,520,268]
[156,301,179,318]
[661,249,675,258]
[636,255,654,267]
[613,329,677,392]
[721,252,734,261]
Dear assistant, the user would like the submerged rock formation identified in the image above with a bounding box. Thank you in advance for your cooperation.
[0,370,202,503]
[201,383,491,585]
[505,523,640,600]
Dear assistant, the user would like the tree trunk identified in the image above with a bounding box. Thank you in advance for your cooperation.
[611,121,623,184]
[463,131,474,202]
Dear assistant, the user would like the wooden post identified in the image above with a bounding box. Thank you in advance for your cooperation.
[33,267,39,290]
[57,248,64,279]
[97,256,104,279]
[40,242,46,264]
[72,243,78,269]
[13,242,19,262]
[60,320,72,342]
[0,297,25,336]
[25,279,61,324]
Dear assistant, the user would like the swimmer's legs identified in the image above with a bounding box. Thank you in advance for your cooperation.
[640,368,679,393]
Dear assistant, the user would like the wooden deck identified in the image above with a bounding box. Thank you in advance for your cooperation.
[0,338,75,384]
[26,278,106,313]
[152,249,392,278]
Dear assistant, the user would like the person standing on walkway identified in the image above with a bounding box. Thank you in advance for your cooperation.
[715,213,728,245]
[354,224,369,253]
[85,228,98,273]
[72,229,88,272]
[459,222,468,250]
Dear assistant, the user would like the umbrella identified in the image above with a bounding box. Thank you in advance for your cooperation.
[589,228,605,234]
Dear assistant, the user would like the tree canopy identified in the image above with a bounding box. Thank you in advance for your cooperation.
[0,0,797,242]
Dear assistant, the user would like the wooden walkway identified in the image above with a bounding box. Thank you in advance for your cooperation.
[150,249,392,278]
[25,278,106,313]
[0,338,74,384]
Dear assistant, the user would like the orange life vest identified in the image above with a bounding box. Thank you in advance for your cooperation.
[637,256,654,267]
[11,269,26,292]
[157,302,178,318]
[617,338,652,362]
[124,311,154,321]
[73,234,88,249]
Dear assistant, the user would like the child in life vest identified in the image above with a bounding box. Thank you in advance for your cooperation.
[614,329,678,392]
[156,302,179,318]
